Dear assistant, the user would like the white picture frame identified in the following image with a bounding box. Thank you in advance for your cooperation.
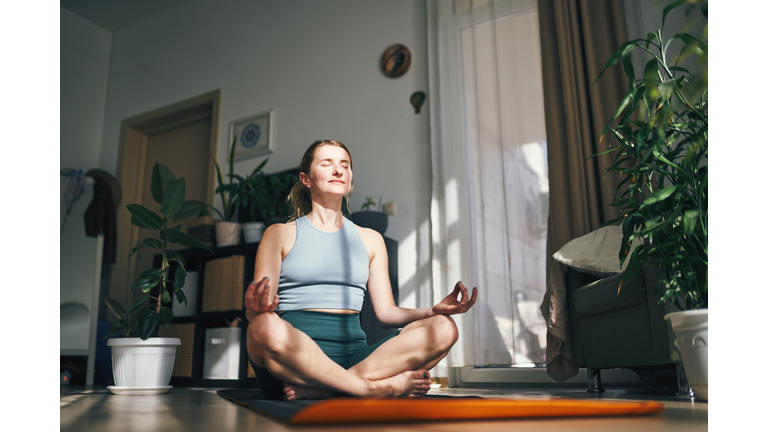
[229,109,274,161]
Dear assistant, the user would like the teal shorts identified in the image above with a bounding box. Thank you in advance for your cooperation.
[248,310,401,399]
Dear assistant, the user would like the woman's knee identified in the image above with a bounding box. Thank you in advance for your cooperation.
[429,314,459,351]
[247,313,290,355]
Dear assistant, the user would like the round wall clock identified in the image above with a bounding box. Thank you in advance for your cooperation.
[380,44,412,78]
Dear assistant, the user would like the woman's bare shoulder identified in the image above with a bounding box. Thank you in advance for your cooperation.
[354,225,386,259]
[262,220,298,259]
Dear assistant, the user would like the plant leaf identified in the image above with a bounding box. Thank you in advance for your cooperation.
[173,200,209,221]
[161,289,172,303]
[175,289,187,306]
[175,265,187,290]
[662,0,686,30]
[104,296,126,320]
[127,204,163,230]
[161,178,186,219]
[103,331,125,341]
[144,238,163,249]
[173,232,212,253]
[166,250,187,268]
[131,277,159,292]
[674,33,707,61]
[159,306,174,327]
[683,210,699,236]
[593,39,643,86]
[137,309,161,340]
[151,163,175,205]
[125,296,149,316]
[162,225,182,243]
[642,186,677,207]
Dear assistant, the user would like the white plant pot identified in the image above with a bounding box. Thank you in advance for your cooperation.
[665,310,708,401]
[242,222,266,243]
[107,337,181,395]
[215,222,241,247]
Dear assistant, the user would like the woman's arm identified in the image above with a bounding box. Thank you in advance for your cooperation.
[244,223,289,321]
[365,230,477,328]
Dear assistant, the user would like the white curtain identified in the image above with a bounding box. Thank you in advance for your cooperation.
[428,0,549,368]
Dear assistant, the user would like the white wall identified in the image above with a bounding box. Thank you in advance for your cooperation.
[97,0,432,307]
[60,7,112,171]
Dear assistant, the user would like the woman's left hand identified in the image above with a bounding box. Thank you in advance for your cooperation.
[432,281,478,315]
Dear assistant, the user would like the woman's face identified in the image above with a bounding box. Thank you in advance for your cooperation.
[302,144,352,197]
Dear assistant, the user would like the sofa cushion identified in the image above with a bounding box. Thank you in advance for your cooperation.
[553,225,642,277]
[572,270,646,318]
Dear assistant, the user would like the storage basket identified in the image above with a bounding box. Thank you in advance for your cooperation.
[187,216,216,247]
[202,255,245,312]
[157,323,195,377]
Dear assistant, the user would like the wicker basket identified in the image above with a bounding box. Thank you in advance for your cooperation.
[157,323,195,377]
[187,216,216,247]
[202,255,245,312]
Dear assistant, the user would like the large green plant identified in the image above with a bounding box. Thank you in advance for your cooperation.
[103,163,212,340]
[592,0,707,310]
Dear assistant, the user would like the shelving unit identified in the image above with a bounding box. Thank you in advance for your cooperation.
[154,242,259,388]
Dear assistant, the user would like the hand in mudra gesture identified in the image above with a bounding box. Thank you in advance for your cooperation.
[245,277,279,316]
[432,281,478,315]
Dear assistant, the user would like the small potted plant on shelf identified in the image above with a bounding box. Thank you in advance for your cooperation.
[103,162,211,395]
[236,158,270,243]
[592,0,707,399]
[349,196,388,235]
[210,136,257,247]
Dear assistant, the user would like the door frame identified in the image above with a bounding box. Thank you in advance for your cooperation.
[108,89,221,319]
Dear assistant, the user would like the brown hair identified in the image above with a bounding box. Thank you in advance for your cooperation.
[287,139,353,221]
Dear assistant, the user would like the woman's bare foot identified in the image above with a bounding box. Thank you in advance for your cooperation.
[375,369,432,398]
[283,383,337,400]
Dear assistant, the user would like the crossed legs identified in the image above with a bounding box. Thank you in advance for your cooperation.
[246,312,459,399]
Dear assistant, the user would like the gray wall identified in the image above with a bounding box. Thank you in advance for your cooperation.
[60,7,112,171]
[94,0,433,308]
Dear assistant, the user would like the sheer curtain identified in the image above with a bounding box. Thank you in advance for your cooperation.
[428,0,549,368]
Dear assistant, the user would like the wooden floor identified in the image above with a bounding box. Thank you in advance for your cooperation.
[60,384,708,431]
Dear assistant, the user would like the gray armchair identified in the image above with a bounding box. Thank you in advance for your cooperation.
[565,259,689,393]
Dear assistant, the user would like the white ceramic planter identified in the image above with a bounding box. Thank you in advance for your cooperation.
[665,310,708,401]
[215,222,241,247]
[242,222,266,243]
[107,337,181,395]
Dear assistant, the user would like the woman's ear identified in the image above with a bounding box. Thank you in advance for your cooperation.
[299,172,310,189]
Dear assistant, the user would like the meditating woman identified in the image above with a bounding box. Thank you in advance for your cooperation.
[245,139,478,400]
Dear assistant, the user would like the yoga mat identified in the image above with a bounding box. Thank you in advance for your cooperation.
[217,389,664,425]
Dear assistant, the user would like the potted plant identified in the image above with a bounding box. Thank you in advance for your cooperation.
[236,158,270,243]
[103,162,211,394]
[349,196,388,235]
[592,0,707,399]
[210,136,246,247]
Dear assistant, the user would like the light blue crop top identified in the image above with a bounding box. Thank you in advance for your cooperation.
[277,216,369,312]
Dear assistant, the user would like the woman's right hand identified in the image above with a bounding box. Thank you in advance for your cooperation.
[244,276,279,321]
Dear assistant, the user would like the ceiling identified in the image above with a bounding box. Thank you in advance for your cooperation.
[61,0,193,32]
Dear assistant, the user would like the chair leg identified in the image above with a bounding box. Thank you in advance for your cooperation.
[586,368,605,393]
[675,363,695,398]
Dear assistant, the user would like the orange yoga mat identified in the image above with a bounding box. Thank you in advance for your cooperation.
[217,390,664,425]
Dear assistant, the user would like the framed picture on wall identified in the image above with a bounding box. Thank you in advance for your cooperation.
[229,109,274,161]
